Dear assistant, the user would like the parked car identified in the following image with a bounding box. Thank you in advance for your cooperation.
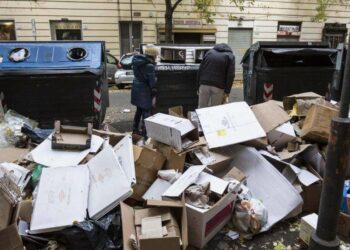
[106,52,119,85]
[115,53,135,89]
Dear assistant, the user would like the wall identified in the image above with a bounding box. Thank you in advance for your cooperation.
[0,0,350,58]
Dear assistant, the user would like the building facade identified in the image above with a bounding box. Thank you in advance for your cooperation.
[0,0,349,73]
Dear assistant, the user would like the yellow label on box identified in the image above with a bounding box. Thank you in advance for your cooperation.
[217,129,227,137]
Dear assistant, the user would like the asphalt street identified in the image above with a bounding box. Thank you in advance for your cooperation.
[105,85,244,132]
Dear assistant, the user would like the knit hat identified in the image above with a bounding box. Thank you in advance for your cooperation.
[144,44,159,58]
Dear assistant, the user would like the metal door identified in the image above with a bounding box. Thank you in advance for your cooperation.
[228,28,253,81]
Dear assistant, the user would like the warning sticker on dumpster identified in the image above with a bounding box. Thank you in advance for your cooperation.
[196,102,266,148]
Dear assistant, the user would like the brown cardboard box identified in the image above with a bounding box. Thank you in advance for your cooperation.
[301,103,339,143]
[151,140,186,173]
[251,100,291,133]
[132,145,166,200]
[121,198,188,250]
[186,190,239,249]
[221,167,247,183]
[168,106,184,118]
[192,147,232,173]
[338,212,350,238]
[0,224,23,250]
[283,92,322,116]
[0,148,30,163]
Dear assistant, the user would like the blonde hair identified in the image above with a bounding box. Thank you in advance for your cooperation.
[144,44,159,58]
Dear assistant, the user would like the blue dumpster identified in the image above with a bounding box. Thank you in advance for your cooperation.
[0,41,109,128]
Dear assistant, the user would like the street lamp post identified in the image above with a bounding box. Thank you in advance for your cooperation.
[309,38,350,250]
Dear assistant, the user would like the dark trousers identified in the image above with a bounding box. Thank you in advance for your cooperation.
[133,107,152,138]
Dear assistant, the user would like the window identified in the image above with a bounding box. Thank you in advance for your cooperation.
[277,21,302,41]
[119,21,142,55]
[50,20,82,40]
[158,32,216,44]
[106,54,118,64]
[323,23,347,48]
[0,20,16,40]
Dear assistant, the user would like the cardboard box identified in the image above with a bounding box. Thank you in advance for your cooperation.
[151,140,186,173]
[196,102,266,149]
[251,100,290,133]
[0,224,23,250]
[168,106,184,118]
[52,121,92,150]
[121,199,188,250]
[145,113,199,152]
[301,103,339,143]
[193,147,232,173]
[267,122,296,151]
[0,147,30,163]
[186,185,240,249]
[283,92,322,116]
[132,145,166,200]
[299,213,318,247]
[338,212,350,238]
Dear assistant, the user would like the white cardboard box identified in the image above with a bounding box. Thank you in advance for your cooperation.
[196,102,266,149]
[145,113,199,152]
[186,181,240,249]
[300,213,318,246]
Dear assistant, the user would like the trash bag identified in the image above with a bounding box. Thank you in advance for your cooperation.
[233,198,268,234]
[61,209,122,250]
[21,124,52,144]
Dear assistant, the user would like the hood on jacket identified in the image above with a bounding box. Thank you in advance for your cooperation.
[214,43,233,53]
[132,54,152,68]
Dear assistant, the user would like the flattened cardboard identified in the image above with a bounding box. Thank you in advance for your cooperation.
[113,135,136,185]
[0,147,30,163]
[30,166,90,234]
[277,144,312,161]
[142,178,172,201]
[132,145,166,200]
[0,224,23,250]
[251,100,290,133]
[196,102,266,149]
[163,165,206,198]
[222,167,247,183]
[87,145,133,220]
[224,145,303,231]
[27,134,104,168]
[0,190,13,230]
[145,113,199,152]
[301,103,339,143]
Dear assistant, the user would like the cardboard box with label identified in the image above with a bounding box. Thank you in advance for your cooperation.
[121,199,188,250]
[299,213,318,247]
[196,102,266,149]
[301,103,339,143]
[132,145,166,200]
[145,113,199,152]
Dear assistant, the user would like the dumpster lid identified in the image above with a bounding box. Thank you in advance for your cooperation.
[0,41,105,75]
[241,41,333,64]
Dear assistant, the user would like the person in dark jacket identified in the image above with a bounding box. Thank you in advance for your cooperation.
[131,45,159,138]
[197,43,235,108]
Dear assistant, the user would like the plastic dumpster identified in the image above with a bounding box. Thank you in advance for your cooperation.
[241,42,343,105]
[0,41,109,128]
[139,44,213,114]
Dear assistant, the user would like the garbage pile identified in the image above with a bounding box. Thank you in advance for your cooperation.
[0,92,347,249]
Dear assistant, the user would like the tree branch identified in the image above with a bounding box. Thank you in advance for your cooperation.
[172,0,182,12]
